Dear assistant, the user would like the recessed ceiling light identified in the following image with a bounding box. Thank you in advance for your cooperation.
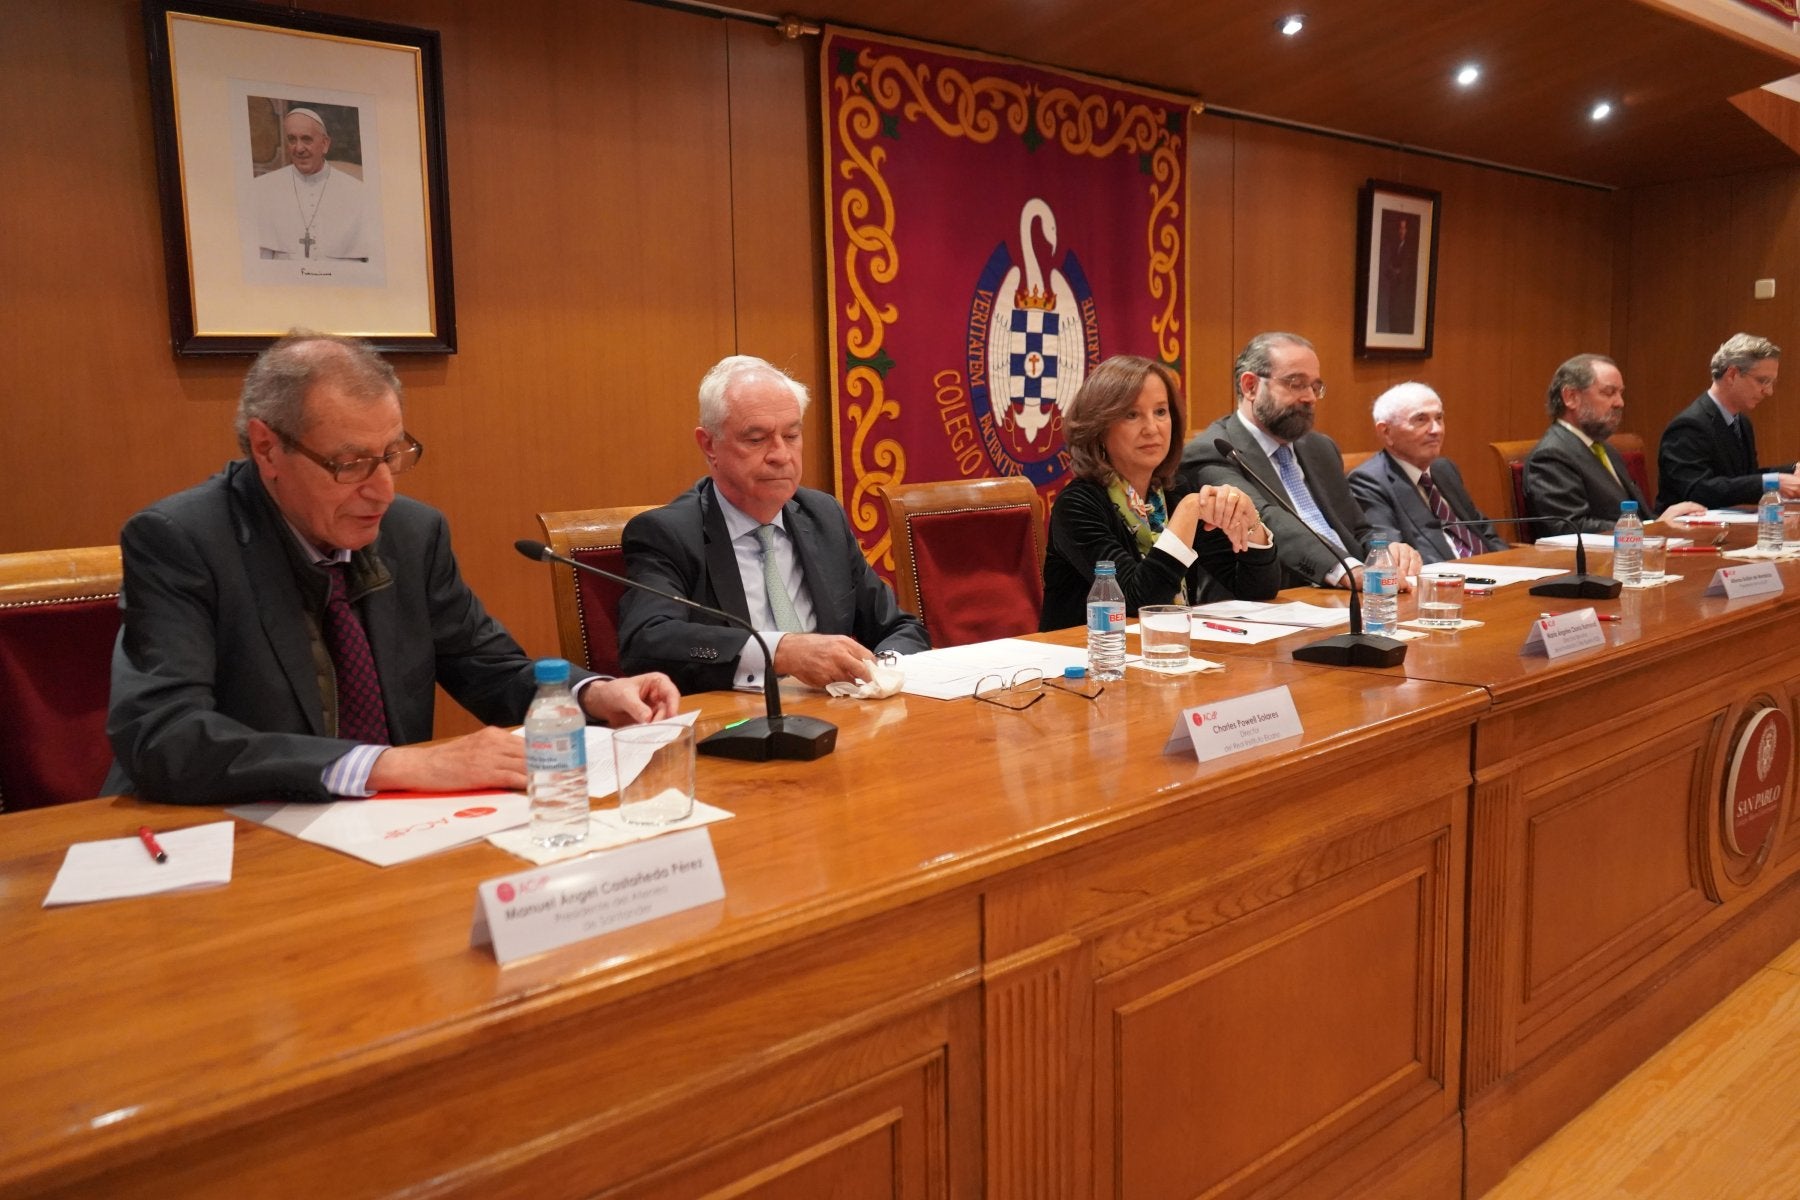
[1591,101,1614,121]
[1455,64,1480,87]
[1278,15,1305,36]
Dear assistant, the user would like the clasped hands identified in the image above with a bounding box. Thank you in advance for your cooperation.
[1168,484,1268,551]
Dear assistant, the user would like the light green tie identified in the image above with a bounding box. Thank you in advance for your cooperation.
[754,524,804,633]
[1591,440,1620,484]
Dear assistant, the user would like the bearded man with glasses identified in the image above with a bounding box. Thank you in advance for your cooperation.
[1180,331,1423,588]
[105,330,677,805]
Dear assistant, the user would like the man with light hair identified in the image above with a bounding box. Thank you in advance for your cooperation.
[1656,333,1796,510]
[249,106,374,262]
[1524,353,1704,533]
[1349,381,1504,565]
[619,355,929,693]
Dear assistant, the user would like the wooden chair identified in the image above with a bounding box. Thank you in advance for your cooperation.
[535,506,654,676]
[1490,439,1541,522]
[884,477,1045,648]
[1341,449,1378,475]
[0,546,123,811]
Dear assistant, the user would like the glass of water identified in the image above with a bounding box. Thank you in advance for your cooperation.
[1417,574,1465,627]
[1137,605,1192,671]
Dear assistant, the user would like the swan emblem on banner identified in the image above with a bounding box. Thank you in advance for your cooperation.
[966,198,1100,486]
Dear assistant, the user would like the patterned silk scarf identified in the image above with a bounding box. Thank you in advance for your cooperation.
[1107,479,1187,605]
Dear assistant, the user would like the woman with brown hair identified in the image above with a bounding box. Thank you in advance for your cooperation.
[1040,355,1280,630]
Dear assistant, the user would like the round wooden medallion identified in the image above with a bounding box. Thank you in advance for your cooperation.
[1722,706,1791,859]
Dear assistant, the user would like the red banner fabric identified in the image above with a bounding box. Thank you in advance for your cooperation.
[823,29,1191,573]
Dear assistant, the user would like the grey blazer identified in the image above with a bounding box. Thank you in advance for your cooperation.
[618,477,929,693]
[1348,450,1505,565]
[1181,414,1372,586]
[1524,422,1645,534]
[105,460,552,805]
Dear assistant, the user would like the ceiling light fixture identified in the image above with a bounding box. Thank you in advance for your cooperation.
[1278,15,1304,36]
[1455,64,1480,87]
[1590,101,1614,121]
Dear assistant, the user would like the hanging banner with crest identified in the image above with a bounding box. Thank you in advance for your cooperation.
[823,29,1191,574]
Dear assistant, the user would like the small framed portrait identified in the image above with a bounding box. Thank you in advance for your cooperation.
[143,0,456,353]
[1354,180,1440,359]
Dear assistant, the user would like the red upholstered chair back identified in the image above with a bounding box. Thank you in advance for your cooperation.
[1610,432,1653,503]
[0,547,123,812]
[884,478,1045,648]
[1490,439,1540,523]
[536,506,654,676]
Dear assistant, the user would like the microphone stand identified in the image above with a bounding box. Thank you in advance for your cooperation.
[1436,514,1621,598]
[1210,438,1405,668]
[513,539,836,762]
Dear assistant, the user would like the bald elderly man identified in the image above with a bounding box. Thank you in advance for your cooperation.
[248,106,374,262]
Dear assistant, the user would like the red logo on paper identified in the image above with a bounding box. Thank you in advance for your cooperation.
[454,806,497,819]
[496,882,516,902]
[1723,706,1790,858]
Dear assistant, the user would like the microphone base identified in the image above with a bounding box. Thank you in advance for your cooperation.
[698,714,838,762]
[1530,573,1623,600]
[1293,633,1408,668]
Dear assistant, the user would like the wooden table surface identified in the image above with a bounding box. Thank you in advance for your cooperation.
[0,632,1486,1198]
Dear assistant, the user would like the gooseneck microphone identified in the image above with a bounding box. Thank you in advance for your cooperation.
[1436,514,1621,599]
[1211,438,1406,667]
[513,539,836,762]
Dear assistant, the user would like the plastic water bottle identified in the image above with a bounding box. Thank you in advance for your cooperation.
[1613,500,1643,584]
[1758,473,1783,552]
[1085,560,1126,681]
[1360,539,1398,634]
[525,658,589,847]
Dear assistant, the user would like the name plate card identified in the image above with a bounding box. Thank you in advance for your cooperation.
[1520,608,1606,659]
[1705,562,1784,600]
[1163,684,1303,763]
[471,828,724,964]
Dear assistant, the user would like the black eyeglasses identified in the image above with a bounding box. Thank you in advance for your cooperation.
[1257,373,1326,399]
[280,431,424,483]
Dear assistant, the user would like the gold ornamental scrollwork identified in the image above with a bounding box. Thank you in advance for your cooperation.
[829,36,1187,566]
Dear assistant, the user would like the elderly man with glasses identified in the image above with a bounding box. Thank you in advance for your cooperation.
[105,330,677,806]
[1181,331,1423,588]
[1655,333,1796,512]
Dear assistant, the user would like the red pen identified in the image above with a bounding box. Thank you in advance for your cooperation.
[1202,620,1250,635]
[1540,611,1622,623]
[137,825,168,864]
[1667,546,1719,554]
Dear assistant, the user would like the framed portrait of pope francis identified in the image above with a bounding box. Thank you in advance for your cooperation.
[144,0,456,353]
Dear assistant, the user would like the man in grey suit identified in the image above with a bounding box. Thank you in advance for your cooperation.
[1349,381,1505,565]
[619,355,929,694]
[1181,331,1423,587]
[1525,353,1704,533]
[1656,333,1796,511]
[106,331,678,806]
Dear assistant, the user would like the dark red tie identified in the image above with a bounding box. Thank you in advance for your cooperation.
[1421,469,1484,559]
[321,565,389,744]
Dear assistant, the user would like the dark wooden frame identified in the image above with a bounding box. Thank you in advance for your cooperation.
[1354,179,1440,359]
[142,0,456,354]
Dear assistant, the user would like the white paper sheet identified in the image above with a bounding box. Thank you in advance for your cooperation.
[1127,618,1293,645]
[1534,533,1693,549]
[1188,600,1352,629]
[230,794,530,867]
[43,820,235,906]
[487,800,736,865]
[896,638,1090,700]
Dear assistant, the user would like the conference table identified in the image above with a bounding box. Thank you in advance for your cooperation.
[2,531,1796,1199]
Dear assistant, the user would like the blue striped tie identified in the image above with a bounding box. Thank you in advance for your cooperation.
[1271,443,1345,553]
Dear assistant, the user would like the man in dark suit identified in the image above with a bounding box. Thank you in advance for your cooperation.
[1180,331,1423,587]
[1656,333,1795,511]
[105,331,678,806]
[1349,381,1505,565]
[619,355,928,693]
[1525,353,1704,533]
